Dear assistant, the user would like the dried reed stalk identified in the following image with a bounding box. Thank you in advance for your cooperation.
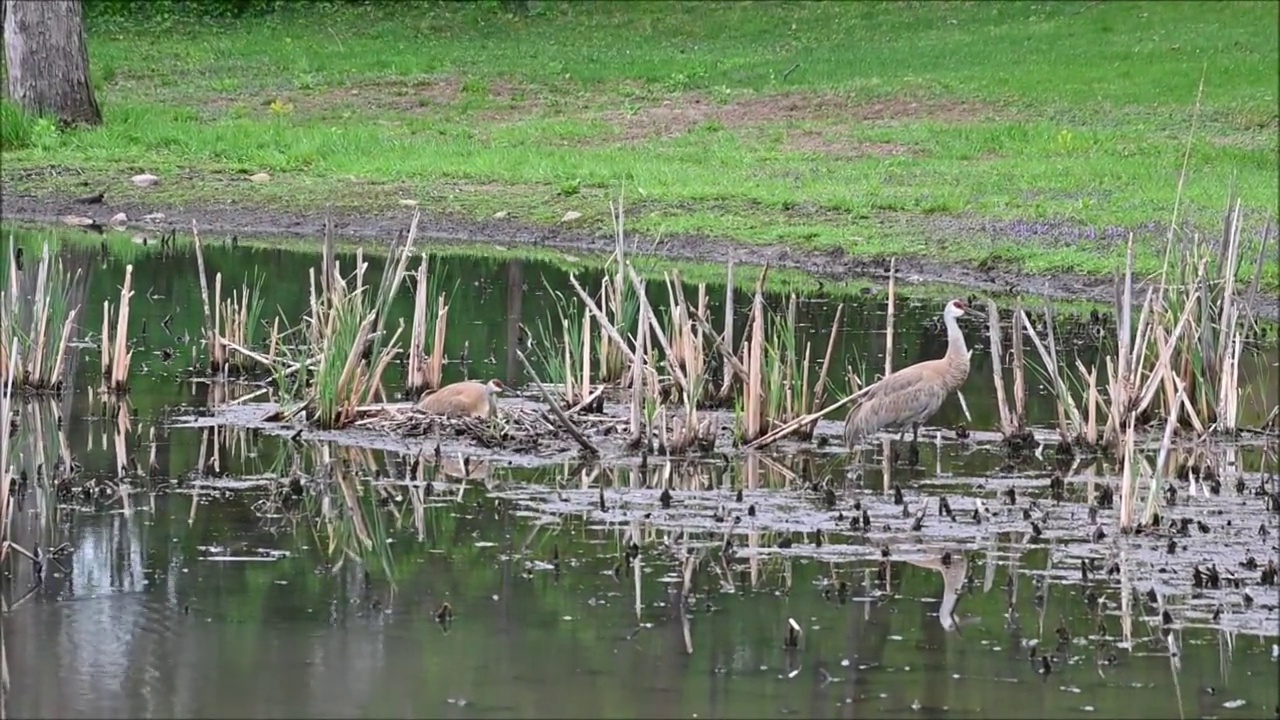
[884,258,896,380]
[986,300,1015,436]
[101,264,135,394]
[744,276,766,442]
[406,256,431,396]
[1,242,81,391]
[0,340,16,560]
[721,262,735,400]
[1020,307,1083,442]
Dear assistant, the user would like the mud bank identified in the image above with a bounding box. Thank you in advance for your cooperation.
[11,188,1271,320]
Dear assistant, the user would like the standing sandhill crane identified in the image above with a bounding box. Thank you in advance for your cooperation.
[843,299,970,449]
[417,379,506,419]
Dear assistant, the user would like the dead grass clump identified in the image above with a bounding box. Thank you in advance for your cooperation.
[199,214,446,431]
[0,241,83,394]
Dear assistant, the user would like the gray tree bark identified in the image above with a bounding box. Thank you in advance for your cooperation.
[3,0,101,126]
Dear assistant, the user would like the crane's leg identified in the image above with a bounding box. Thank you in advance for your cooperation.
[891,427,908,466]
[905,423,921,467]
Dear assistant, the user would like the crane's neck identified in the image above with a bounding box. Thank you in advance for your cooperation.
[943,312,968,362]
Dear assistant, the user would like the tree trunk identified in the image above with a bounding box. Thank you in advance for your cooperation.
[3,0,101,126]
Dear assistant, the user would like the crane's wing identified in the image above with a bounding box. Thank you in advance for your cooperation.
[857,362,938,403]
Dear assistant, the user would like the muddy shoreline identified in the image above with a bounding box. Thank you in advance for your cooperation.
[9,187,1255,318]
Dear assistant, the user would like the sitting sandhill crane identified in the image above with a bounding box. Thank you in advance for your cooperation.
[417,379,506,419]
[843,298,970,450]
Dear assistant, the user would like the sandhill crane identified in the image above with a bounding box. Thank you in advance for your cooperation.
[417,379,506,419]
[843,298,970,449]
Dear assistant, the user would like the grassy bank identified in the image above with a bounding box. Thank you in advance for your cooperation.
[2,1,1277,285]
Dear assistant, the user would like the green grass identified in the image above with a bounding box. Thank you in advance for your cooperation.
[3,1,1277,286]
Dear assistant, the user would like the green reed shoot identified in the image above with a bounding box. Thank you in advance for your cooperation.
[271,216,422,428]
[531,281,589,407]
[763,295,809,428]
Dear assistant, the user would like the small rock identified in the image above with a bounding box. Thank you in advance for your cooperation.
[398,199,418,207]
[108,212,128,228]
[130,173,159,187]
[559,210,583,224]
[141,212,166,222]
[248,172,271,183]
[492,210,509,219]
[61,215,96,227]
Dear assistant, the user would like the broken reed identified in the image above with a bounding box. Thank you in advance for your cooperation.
[623,262,838,449]
[99,264,135,394]
[1017,197,1271,456]
[191,231,286,379]
[404,255,452,398]
[542,198,841,451]
[208,270,266,377]
[559,253,840,449]
[985,297,1039,451]
[532,200,639,411]
[598,197,642,384]
[0,241,81,393]
[0,341,15,560]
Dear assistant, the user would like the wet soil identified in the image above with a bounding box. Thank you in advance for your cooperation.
[9,189,1259,320]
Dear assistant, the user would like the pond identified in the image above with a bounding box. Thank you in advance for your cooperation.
[1,226,1277,719]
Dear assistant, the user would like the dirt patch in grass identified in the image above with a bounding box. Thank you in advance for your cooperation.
[783,129,920,158]
[601,92,996,143]
[218,80,995,147]
[283,77,464,116]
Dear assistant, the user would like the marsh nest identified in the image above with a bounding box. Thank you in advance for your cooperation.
[357,405,626,454]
